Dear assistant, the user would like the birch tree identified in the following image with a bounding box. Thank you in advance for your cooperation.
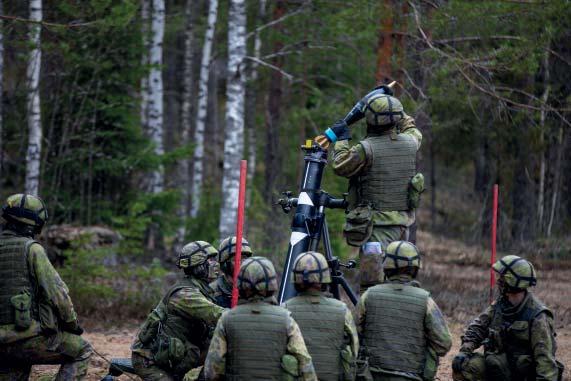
[140,0,151,129]
[191,0,218,218]
[25,0,42,195]
[219,0,246,238]
[146,0,165,193]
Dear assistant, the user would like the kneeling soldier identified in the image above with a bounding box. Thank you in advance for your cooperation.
[357,241,451,381]
[285,251,359,381]
[210,236,253,308]
[204,256,318,381]
[0,194,92,381]
[452,255,564,381]
[131,241,224,381]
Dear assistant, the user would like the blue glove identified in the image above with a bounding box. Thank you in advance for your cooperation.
[323,120,351,143]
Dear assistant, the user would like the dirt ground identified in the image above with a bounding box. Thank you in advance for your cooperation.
[30,231,571,380]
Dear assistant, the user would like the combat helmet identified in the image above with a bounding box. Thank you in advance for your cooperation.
[177,241,218,269]
[2,194,48,233]
[383,241,421,270]
[238,256,278,297]
[492,255,537,290]
[218,236,253,264]
[365,94,404,127]
[292,251,331,284]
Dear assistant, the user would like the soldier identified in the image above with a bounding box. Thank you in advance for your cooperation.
[0,194,92,381]
[357,241,451,381]
[318,85,423,290]
[209,236,253,308]
[131,241,224,381]
[452,255,564,381]
[204,256,318,381]
[285,251,359,381]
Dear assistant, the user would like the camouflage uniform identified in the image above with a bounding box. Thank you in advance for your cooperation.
[0,234,92,381]
[210,275,233,309]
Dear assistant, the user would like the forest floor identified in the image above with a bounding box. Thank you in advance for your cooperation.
[30,230,571,380]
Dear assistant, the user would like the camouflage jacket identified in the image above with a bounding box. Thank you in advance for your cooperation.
[332,115,422,227]
[209,275,233,308]
[0,230,80,343]
[204,297,318,381]
[460,292,560,380]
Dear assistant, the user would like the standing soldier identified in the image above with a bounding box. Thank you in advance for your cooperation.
[131,241,224,381]
[204,256,318,381]
[317,85,424,290]
[357,241,451,381]
[452,255,564,381]
[0,194,92,380]
[210,236,253,308]
[285,251,359,381]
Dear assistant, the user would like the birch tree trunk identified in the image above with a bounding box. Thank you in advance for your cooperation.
[140,0,151,129]
[219,0,246,238]
[25,0,42,196]
[537,48,550,233]
[146,0,165,193]
[191,0,218,218]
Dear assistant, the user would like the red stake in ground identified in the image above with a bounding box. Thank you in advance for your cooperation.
[490,184,499,303]
[231,160,247,308]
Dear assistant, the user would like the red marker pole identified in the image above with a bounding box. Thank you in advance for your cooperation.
[490,184,499,303]
[231,160,247,308]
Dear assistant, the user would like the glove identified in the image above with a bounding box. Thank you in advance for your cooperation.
[323,120,351,143]
[452,352,470,373]
[373,84,394,96]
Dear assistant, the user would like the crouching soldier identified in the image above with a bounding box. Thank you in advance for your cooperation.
[0,194,92,381]
[204,256,318,381]
[285,251,359,381]
[131,241,224,381]
[357,241,451,381]
[210,236,253,308]
[452,255,564,381]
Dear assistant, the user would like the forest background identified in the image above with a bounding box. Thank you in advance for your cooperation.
[1,0,570,323]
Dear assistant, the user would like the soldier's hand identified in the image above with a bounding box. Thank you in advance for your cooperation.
[316,120,351,149]
[452,352,470,373]
[314,135,331,150]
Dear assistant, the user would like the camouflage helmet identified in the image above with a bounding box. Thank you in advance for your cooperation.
[2,194,48,229]
[238,256,278,297]
[218,236,253,263]
[365,94,404,127]
[292,251,331,284]
[383,241,421,270]
[177,241,218,269]
[492,255,537,289]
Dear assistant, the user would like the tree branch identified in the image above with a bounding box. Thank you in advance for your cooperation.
[0,14,96,28]
[246,6,307,40]
[243,56,294,81]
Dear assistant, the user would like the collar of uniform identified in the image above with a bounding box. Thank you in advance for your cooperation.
[366,125,396,137]
[501,291,530,318]
[387,275,416,284]
[298,290,322,297]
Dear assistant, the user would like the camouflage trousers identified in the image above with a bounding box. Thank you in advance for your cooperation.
[359,225,409,290]
[132,353,177,381]
[452,352,523,381]
[0,332,92,381]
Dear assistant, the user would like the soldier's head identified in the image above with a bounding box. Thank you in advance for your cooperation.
[2,194,48,237]
[292,251,331,292]
[218,236,253,277]
[364,93,404,131]
[177,241,219,281]
[492,255,536,296]
[382,241,421,280]
[237,256,278,300]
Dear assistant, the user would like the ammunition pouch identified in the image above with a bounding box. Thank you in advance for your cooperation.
[11,292,32,331]
[280,354,299,381]
[138,307,166,346]
[341,345,356,381]
[422,347,438,381]
[153,333,186,369]
[344,205,373,247]
[408,172,425,210]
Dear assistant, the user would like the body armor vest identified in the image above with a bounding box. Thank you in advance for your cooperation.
[0,234,37,325]
[363,282,429,375]
[225,302,290,380]
[286,294,346,381]
[358,131,417,211]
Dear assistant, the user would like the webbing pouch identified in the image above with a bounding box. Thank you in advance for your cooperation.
[138,306,166,345]
[153,333,186,369]
[11,291,32,331]
[341,345,356,381]
[280,354,299,381]
[344,205,373,247]
[408,172,425,209]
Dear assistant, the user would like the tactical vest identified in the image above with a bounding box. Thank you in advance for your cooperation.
[286,294,346,381]
[225,302,290,380]
[358,131,417,211]
[489,293,552,378]
[0,234,37,325]
[363,283,429,375]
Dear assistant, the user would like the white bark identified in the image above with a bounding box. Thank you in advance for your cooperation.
[219,0,247,238]
[25,0,42,196]
[547,127,564,237]
[537,49,549,232]
[146,0,165,193]
[190,0,219,218]
[140,0,151,129]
